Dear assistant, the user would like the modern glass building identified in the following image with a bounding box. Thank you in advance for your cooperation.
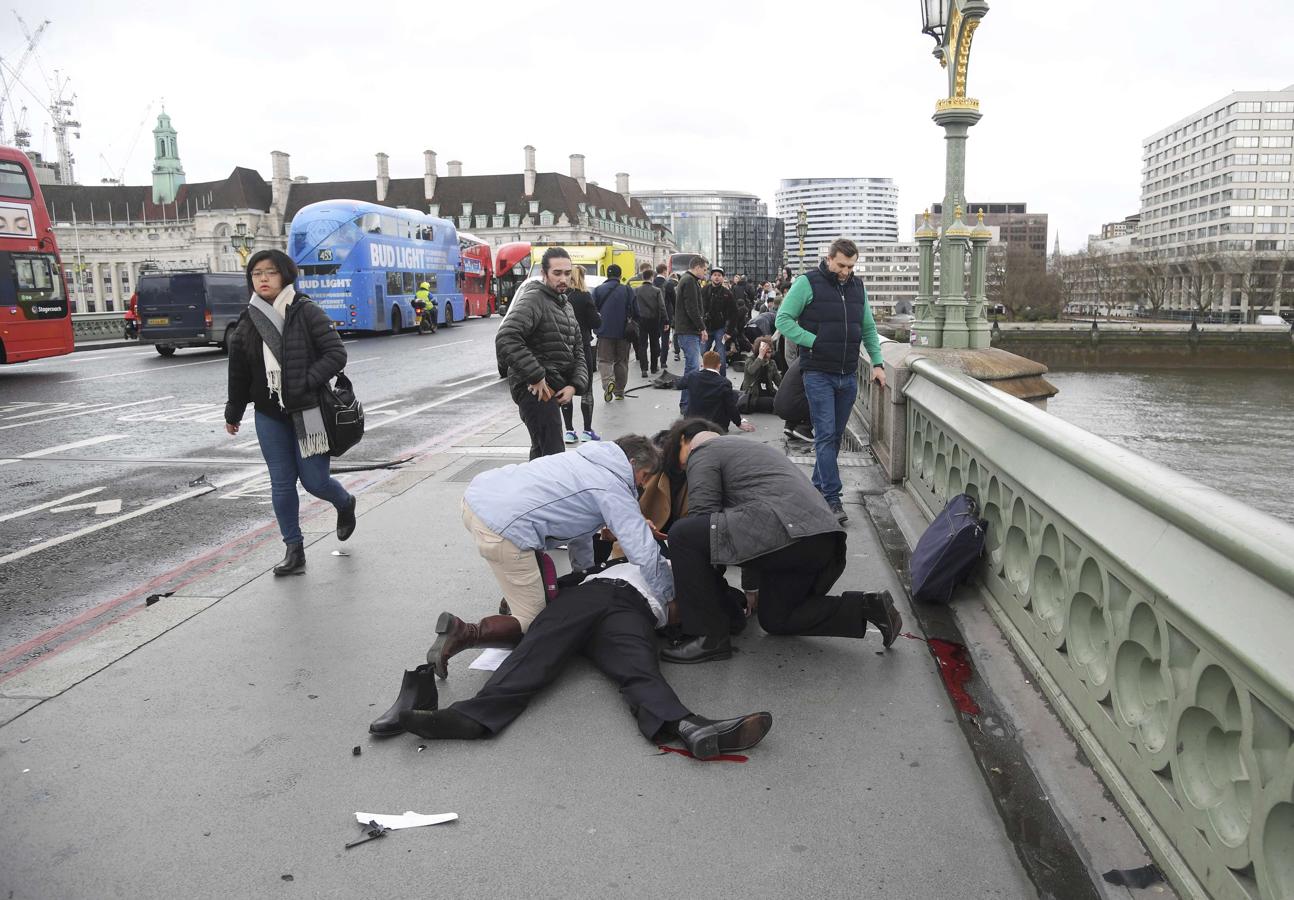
[636,189,784,281]
[775,177,900,272]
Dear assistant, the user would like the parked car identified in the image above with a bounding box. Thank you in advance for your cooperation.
[137,273,248,356]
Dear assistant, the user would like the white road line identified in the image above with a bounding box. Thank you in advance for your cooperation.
[365,379,501,432]
[0,466,264,568]
[0,487,106,524]
[0,435,129,466]
[1,402,110,422]
[343,340,357,344]
[443,372,496,387]
[362,399,404,412]
[60,357,227,384]
[418,339,473,352]
[0,397,173,431]
[344,357,380,367]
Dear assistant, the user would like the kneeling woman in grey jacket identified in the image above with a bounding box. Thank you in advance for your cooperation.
[225,250,357,577]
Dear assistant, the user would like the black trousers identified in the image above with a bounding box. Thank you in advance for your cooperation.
[516,390,565,460]
[636,318,663,373]
[669,515,864,642]
[451,580,691,740]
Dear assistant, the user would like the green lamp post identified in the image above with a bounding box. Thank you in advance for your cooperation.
[915,0,990,349]
[230,222,254,267]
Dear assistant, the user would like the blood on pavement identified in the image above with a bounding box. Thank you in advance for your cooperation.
[902,632,980,716]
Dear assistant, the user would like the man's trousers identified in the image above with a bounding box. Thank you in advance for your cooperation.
[451,580,691,740]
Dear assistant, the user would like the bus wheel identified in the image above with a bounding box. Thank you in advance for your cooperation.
[156,345,176,357]
[220,324,235,354]
[391,308,403,335]
[444,306,454,328]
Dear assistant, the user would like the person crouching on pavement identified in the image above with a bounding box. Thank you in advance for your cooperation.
[371,561,773,760]
[428,434,673,678]
[224,249,357,577]
[660,428,901,664]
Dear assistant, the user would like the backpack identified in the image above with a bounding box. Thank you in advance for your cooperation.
[910,493,987,604]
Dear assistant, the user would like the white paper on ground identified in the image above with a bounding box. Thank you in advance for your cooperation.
[354,811,458,830]
[469,648,512,671]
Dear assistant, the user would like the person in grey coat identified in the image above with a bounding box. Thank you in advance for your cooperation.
[634,268,666,376]
[659,428,901,664]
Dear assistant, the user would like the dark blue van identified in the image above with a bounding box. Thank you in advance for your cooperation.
[137,273,248,357]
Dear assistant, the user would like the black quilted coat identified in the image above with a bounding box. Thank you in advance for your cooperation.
[225,293,347,424]
[495,280,589,401]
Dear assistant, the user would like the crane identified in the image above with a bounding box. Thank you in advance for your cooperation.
[0,14,49,146]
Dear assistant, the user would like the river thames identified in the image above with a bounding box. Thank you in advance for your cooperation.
[1045,368,1294,526]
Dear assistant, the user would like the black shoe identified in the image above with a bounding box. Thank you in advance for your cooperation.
[848,590,902,648]
[660,635,732,664]
[829,501,848,524]
[399,708,489,740]
[273,542,305,576]
[369,664,438,736]
[675,712,773,760]
[336,495,357,542]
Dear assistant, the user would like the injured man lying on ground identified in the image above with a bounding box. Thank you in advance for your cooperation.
[368,560,773,761]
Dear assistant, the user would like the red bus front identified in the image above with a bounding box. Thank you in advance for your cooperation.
[493,241,532,312]
[459,235,494,317]
[0,146,73,364]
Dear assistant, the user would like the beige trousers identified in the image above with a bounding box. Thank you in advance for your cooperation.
[461,499,545,632]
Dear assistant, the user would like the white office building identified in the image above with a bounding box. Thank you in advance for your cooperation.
[775,178,899,272]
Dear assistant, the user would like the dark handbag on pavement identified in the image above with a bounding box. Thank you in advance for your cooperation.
[319,371,365,458]
[910,493,987,604]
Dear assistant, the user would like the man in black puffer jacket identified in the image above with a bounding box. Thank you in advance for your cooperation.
[495,248,589,459]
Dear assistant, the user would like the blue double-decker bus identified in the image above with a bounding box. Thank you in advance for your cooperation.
[288,200,464,333]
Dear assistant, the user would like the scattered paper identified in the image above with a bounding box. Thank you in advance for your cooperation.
[354,811,458,830]
[330,550,350,557]
[469,648,512,671]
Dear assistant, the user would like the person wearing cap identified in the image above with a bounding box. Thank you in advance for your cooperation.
[702,268,740,377]
[592,263,638,400]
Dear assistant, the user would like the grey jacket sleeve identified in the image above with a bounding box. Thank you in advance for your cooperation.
[685,449,724,515]
[597,488,674,602]
[495,297,546,386]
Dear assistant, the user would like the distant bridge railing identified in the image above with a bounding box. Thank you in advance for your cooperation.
[71,313,127,342]
[862,349,1294,900]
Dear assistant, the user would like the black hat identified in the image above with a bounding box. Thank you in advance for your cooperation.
[607,264,622,278]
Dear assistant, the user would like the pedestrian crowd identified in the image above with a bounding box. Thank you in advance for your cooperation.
[224,239,894,761]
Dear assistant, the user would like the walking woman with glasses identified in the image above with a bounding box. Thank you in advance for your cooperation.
[224,249,358,576]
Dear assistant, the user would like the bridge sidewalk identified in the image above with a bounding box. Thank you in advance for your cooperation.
[0,376,1037,899]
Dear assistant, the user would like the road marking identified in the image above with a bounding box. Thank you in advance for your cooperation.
[59,357,227,384]
[0,397,173,431]
[418,339,473,352]
[362,399,404,412]
[344,357,380,367]
[343,340,357,344]
[0,465,263,568]
[0,435,129,466]
[443,371,496,387]
[365,378,501,431]
[0,402,107,421]
[0,487,106,524]
[50,498,123,516]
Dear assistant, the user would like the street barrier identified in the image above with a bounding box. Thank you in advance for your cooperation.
[895,356,1294,900]
[72,312,128,342]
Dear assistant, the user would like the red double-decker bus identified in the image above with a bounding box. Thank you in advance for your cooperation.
[0,146,73,364]
[458,233,495,318]
[493,241,532,313]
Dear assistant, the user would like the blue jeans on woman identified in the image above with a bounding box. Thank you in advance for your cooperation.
[255,410,352,545]
[801,370,858,506]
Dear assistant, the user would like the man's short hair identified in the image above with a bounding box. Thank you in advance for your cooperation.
[828,238,859,259]
[655,262,667,274]
[607,263,623,279]
[689,255,708,270]
[541,247,572,272]
[702,350,721,368]
[614,434,661,473]
[640,266,654,280]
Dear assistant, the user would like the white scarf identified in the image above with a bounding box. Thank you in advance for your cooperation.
[261,283,296,408]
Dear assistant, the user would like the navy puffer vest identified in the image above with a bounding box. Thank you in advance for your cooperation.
[799,262,869,375]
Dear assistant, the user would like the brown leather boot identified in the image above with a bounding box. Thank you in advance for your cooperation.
[428,613,523,679]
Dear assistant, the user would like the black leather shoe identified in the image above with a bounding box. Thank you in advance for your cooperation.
[399,708,489,740]
[660,635,732,665]
[336,495,358,542]
[848,590,902,649]
[676,712,773,760]
[273,542,306,576]
[369,664,438,736]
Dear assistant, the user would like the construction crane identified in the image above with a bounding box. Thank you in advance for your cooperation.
[0,13,49,146]
[98,100,155,185]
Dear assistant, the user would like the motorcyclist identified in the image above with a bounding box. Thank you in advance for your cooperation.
[414,281,437,331]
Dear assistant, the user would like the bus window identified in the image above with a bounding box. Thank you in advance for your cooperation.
[402,272,415,294]
[360,213,382,234]
[455,271,464,290]
[387,271,403,295]
[381,215,400,236]
[0,161,34,200]
[15,255,55,290]
[425,273,437,291]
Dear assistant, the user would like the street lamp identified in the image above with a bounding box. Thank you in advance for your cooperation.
[912,0,991,350]
[796,205,808,274]
[230,222,254,268]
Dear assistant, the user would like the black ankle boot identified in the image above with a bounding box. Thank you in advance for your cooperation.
[336,495,357,542]
[369,664,438,736]
[273,542,306,576]
[399,708,488,740]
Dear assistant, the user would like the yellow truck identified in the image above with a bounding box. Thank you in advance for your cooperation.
[528,243,641,286]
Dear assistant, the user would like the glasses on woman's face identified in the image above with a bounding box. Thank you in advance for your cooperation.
[251,268,280,279]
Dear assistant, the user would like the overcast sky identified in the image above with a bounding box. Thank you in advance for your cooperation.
[7,1,1293,250]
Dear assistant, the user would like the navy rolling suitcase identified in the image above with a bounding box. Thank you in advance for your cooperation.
[910,493,987,603]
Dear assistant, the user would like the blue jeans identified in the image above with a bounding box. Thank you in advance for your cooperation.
[801,370,858,506]
[255,410,352,545]
[677,333,703,412]
[703,327,728,375]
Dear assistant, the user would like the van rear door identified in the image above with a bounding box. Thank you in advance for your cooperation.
[138,274,208,342]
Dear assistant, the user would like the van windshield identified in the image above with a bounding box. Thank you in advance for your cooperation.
[140,274,205,305]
